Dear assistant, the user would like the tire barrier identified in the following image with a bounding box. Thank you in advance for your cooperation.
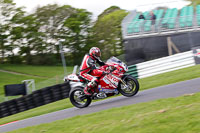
[0,81,71,118]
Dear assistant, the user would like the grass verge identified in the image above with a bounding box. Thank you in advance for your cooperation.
[0,71,45,95]
[0,99,72,126]
[0,64,73,78]
[7,92,200,133]
[0,65,74,102]
[139,65,200,90]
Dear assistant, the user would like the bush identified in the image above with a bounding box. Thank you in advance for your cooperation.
[30,54,60,65]
[7,55,23,64]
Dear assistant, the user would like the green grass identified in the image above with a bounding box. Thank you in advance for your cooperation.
[0,64,74,102]
[139,65,200,90]
[0,71,45,95]
[0,71,64,103]
[0,98,73,125]
[8,92,200,133]
[0,65,200,126]
[0,64,74,78]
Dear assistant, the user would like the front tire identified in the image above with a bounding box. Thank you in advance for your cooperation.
[118,75,139,97]
[69,87,92,108]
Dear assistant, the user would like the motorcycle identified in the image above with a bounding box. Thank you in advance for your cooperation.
[64,57,139,108]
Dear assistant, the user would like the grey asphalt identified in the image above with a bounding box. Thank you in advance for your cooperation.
[1,77,200,133]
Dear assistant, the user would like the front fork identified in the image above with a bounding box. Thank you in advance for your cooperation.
[120,78,132,91]
[120,79,128,88]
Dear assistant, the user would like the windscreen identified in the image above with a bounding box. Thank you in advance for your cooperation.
[106,57,122,64]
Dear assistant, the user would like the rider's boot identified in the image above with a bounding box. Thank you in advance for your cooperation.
[84,86,92,96]
[84,80,97,96]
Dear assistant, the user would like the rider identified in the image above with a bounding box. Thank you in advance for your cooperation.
[79,47,106,95]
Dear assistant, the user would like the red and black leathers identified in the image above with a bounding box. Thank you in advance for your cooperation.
[79,54,105,95]
[79,54,105,82]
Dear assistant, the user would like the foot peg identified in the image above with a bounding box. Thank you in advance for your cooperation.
[96,92,107,99]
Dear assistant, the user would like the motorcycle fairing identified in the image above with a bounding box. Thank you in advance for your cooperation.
[98,73,121,90]
[98,85,118,94]
[65,74,80,82]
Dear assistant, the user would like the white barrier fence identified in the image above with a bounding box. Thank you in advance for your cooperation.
[135,51,196,79]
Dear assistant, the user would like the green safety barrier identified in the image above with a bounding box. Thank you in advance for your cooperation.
[126,65,138,78]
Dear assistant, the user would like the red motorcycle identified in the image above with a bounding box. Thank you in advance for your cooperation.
[64,57,139,108]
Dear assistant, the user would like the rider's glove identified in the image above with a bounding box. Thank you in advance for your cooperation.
[102,71,109,75]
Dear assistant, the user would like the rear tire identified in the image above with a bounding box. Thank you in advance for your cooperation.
[69,87,92,108]
[118,75,139,97]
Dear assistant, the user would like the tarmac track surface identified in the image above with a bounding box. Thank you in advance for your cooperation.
[1,77,200,133]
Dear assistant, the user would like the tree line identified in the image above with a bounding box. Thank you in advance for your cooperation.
[0,0,128,65]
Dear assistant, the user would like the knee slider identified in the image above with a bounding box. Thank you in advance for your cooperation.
[88,79,97,87]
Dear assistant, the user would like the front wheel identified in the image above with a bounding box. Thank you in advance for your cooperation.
[69,87,92,108]
[118,75,139,97]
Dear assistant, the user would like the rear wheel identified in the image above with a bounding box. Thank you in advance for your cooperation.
[69,87,92,108]
[118,75,139,97]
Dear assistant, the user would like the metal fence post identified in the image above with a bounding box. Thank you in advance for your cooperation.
[59,41,67,76]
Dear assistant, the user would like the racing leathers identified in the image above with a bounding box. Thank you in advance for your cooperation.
[79,54,105,95]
